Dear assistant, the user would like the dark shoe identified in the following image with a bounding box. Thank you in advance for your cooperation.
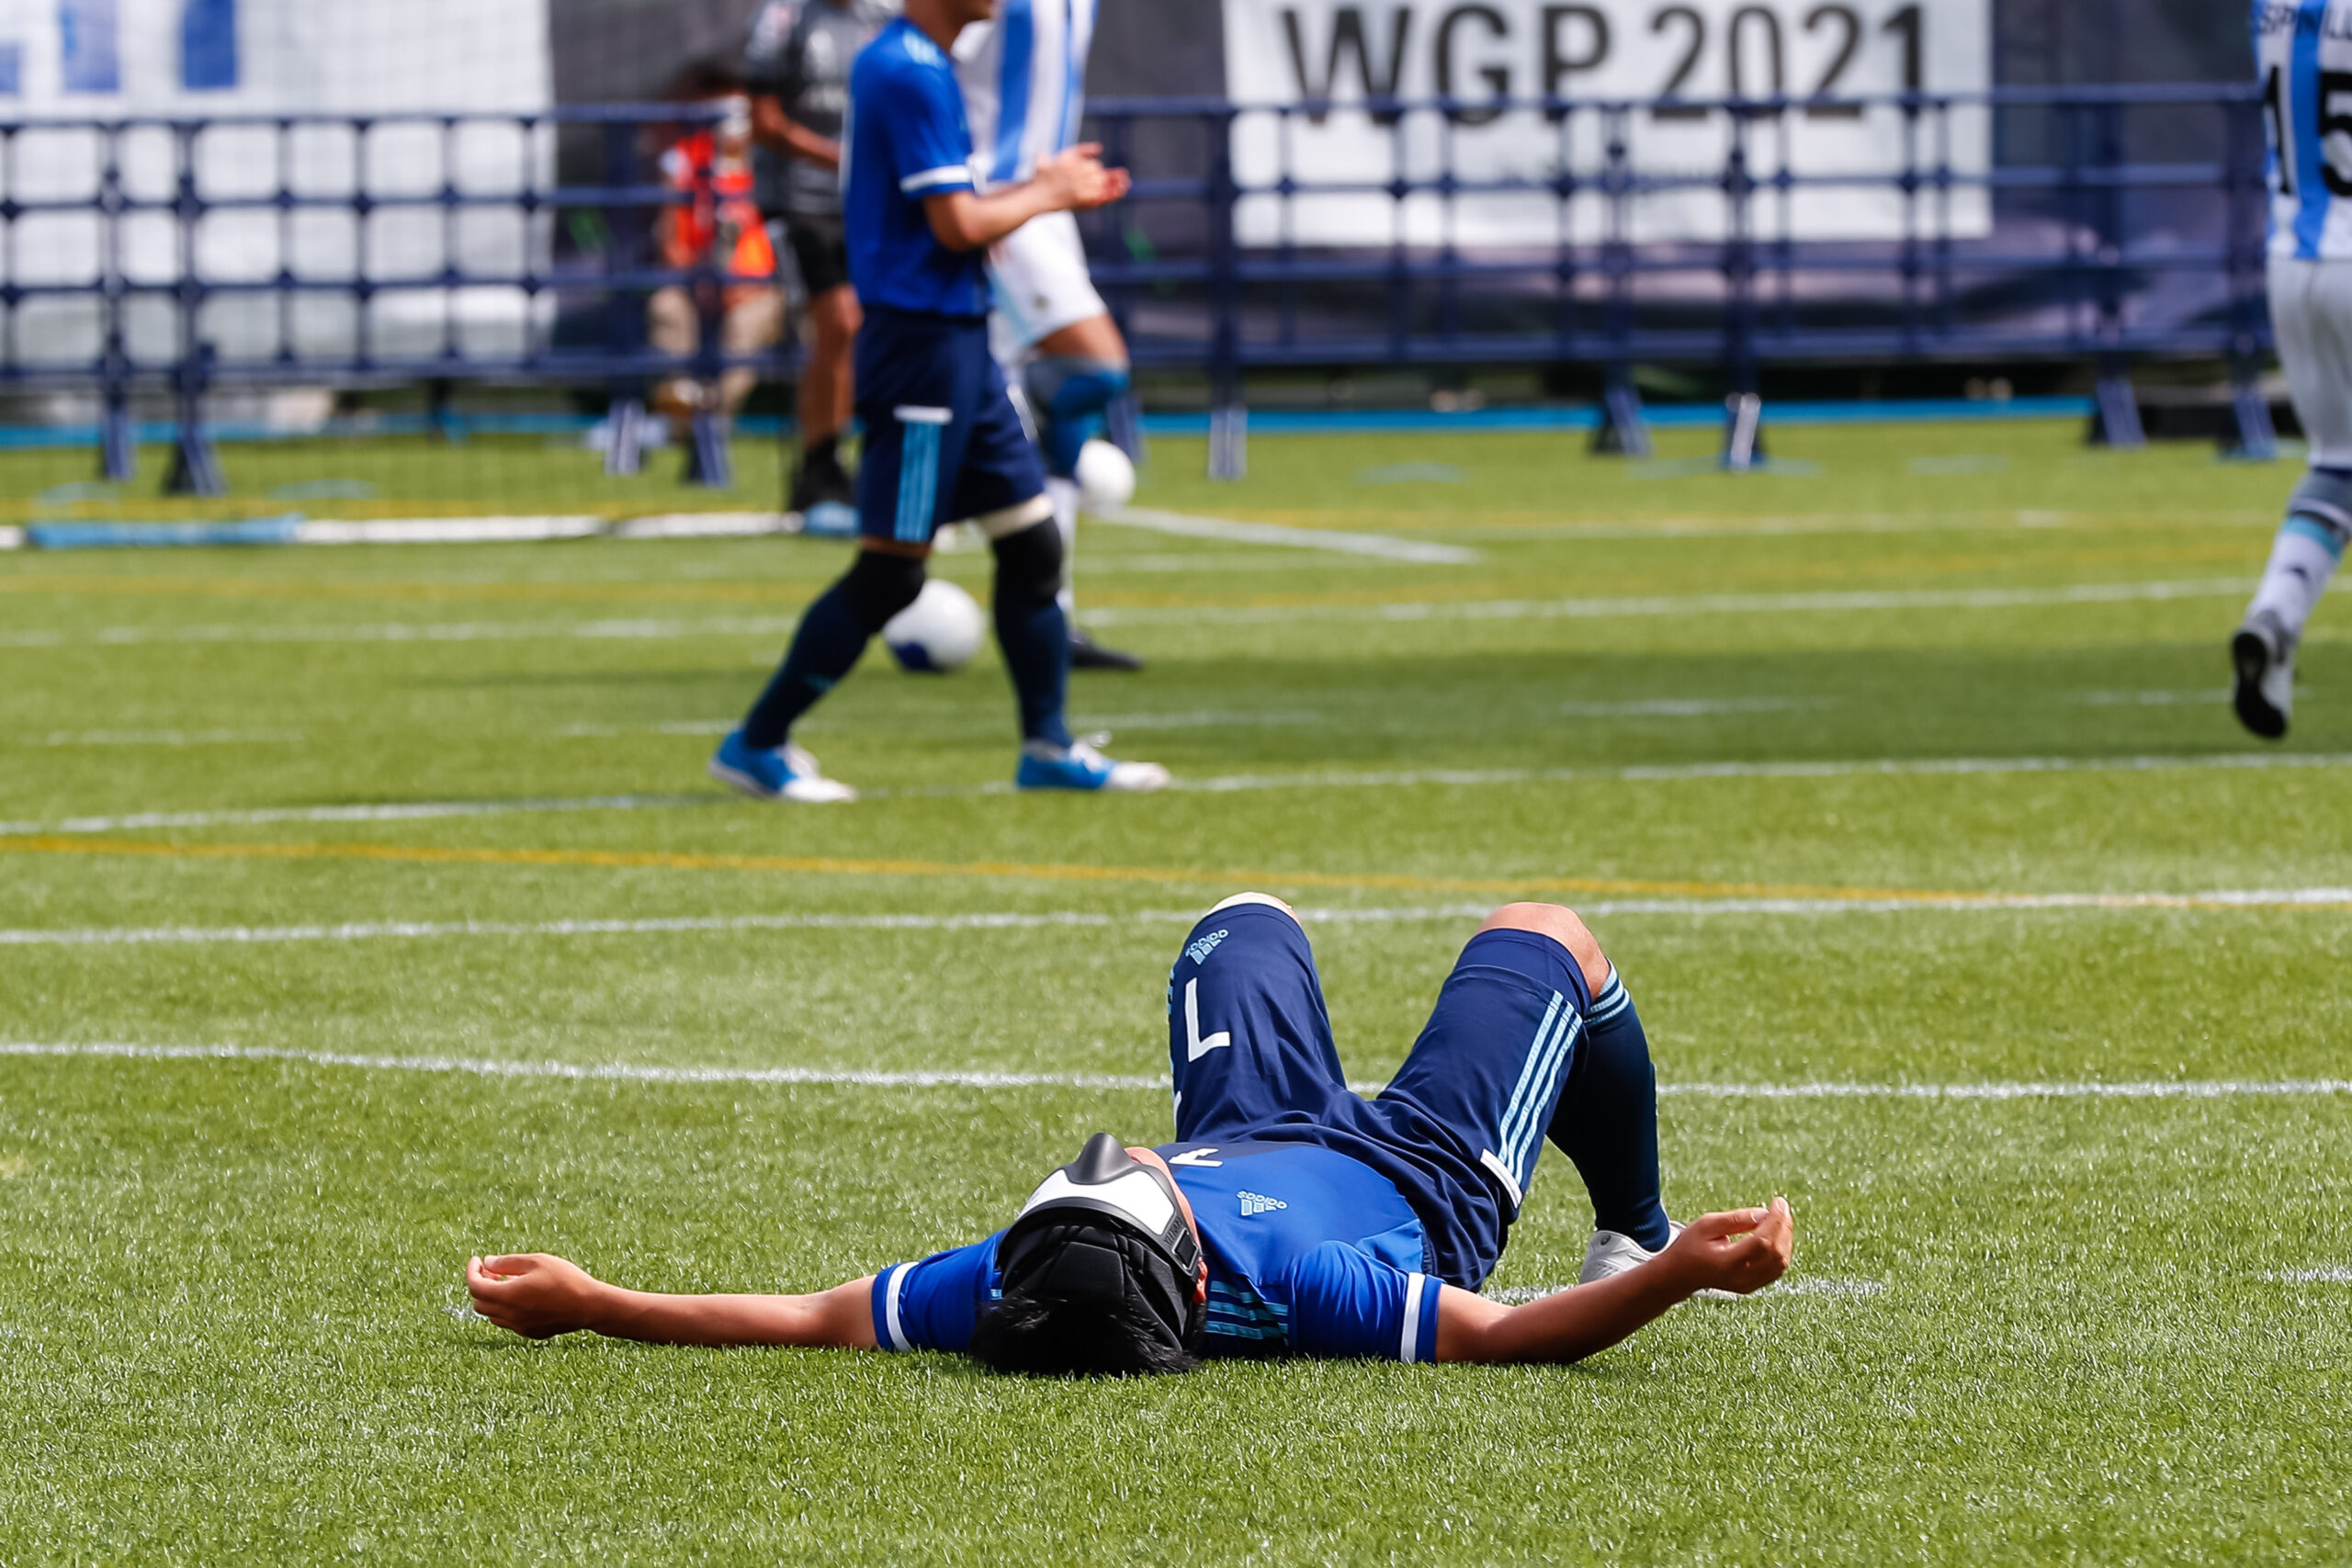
[2232,611,2294,741]
[1069,626,1145,671]
[788,446,856,514]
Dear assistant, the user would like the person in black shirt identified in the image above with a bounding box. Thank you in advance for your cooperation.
[743,0,893,521]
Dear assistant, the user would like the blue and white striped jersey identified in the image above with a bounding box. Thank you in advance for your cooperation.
[951,0,1097,191]
[2256,1,2352,260]
[868,1141,1446,1363]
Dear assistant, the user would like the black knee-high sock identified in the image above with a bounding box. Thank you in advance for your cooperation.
[991,523,1073,747]
[741,554,920,749]
[1547,969,1670,1250]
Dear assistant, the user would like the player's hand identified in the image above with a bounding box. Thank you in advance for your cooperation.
[1663,1197,1794,1297]
[1037,143,1131,211]
[466,1252,608,1339]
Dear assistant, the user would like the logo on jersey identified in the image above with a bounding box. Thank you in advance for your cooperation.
[1184,929,1227,966]
[1238,1190,1288,1216]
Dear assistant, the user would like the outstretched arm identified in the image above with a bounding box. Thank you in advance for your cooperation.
[1434,1200,1794,1365]
[922,143,1131,253]
[466,1253,879,1348]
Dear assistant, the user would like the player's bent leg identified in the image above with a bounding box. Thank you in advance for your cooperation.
[1475,904,1611,999]
[2237,467,2352,739]
[1166,894,1350,1145]
[714,544,926,803]
[1024,314,1145,669]
[1371,912,1600,1287]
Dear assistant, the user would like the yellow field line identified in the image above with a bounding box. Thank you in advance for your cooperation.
[0,830,2164,905]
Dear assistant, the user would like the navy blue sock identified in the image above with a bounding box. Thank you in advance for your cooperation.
[1547,970,1671,1250]
[992,523,1073,747]
[740,581,873,750]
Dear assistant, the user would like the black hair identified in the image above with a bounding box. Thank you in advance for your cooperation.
[967,1291,1202,1379]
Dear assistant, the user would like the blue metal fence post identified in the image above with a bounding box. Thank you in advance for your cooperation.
[2223,88,2277,461]
[1720,111,1764,472]
[1206,105,1245,482]
[681,124,732,489]
[2085,97,2144,448]
[96,120,133,481]
[163,121,221,496]
[1590,105,1650,457]
[603,116,647,478]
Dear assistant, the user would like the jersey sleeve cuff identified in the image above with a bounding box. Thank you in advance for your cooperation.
[1398,1272,1441,1363]
[899,165,975,194]
[871,1262,915,1350]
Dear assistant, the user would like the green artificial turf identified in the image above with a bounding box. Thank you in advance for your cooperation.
[1,417,2347,1563]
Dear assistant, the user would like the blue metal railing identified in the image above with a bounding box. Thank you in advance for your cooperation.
[0,83,2278,491]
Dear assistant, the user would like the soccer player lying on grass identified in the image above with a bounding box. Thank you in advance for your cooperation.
[467,897,1793,1371]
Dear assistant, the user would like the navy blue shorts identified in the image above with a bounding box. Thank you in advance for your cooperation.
[853,306,1045,546]
[1166,898,1594,1290]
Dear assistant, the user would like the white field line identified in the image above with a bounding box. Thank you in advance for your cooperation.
[10,886,2352,950]
[2267,1267,2352,1283]
[10,750,2346,837]
[1485,1277,1883,1304]
[1558,697,1826,718]
[1091,503,1483,564]
[5,1041,2350,1104]
[1080,578,2255,628]
[23,728,307,748]
[0,615,804,650]
[0,578,2253,649]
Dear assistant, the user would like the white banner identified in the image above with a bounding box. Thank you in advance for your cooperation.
[0,0,553,372]
[1221,0,1990,247]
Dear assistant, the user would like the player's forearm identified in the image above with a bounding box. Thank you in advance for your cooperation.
[589,1277,878,1348]
[1435,1262,1690,1364]
[924,185,1062,253]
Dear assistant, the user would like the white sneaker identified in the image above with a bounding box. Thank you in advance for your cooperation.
[2232,611,2296,740]
[707,732,858,803]
[1016,734,1170,793]
[1578,1223,1683,1284]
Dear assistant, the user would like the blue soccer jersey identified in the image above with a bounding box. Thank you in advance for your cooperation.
[842,17,988,315]
[869,1141,1445,1362]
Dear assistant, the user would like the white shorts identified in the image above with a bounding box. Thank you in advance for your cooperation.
[987,209,1108,364]
[2271,257,2352,467]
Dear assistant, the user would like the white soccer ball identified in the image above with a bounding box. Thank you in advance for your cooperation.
[1075,438,1136,509]
[883,579,986,673]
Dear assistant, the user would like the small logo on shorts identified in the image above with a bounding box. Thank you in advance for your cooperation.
[1185,929,1227,966]
[1238,1190,1287,1216]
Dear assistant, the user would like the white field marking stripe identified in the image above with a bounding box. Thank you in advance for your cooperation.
[0,615,805,649]
[6,893,2352,950]
[2267,1267,2352,1283]
[1079,578,2255,627]
[1091,503,1483,564]
[18,750,2345,839]
[1559,697,1827,717]
[24,728,306,748]
[6,1043,2350,1105]
[0,578,2251,650]
[1482,1277,1884,1303]
[0,792,718,837]
[0,1042,1171,1089]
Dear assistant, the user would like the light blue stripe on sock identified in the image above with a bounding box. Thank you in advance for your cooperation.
[2286,514,2348,561]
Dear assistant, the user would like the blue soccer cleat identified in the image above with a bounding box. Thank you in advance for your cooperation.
[707,730,857,803]
[1015,735,1170,794]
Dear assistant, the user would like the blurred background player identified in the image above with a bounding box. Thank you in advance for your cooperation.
[647,75,785,446]
[954,0,1146,671]
[743,0,892,525]
[709,0,1166,803]
[2239,0,2352,739]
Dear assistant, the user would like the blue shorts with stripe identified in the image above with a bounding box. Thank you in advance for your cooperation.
[853,305,1045,545]
[1167,900,1594,1291]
